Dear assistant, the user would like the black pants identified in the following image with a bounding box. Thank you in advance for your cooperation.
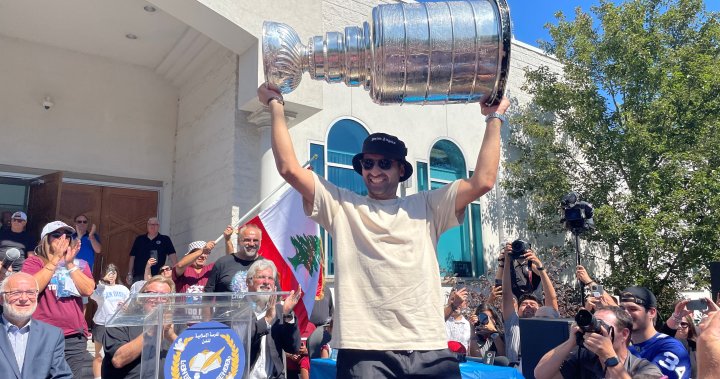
[64,333,90,379]
[336,349,462,379]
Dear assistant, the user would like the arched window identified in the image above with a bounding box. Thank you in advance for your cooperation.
[310,118,369,276]
[430,140,484,277]
[327,119,369,196]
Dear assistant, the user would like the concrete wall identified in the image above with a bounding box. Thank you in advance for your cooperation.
[170,41,240,252]
[0,34,178,230]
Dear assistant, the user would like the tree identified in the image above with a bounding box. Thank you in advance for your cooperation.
[504,0,720,311]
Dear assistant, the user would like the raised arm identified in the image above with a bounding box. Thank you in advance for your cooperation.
[174,241,215,276]
[527,250,558,311]
[534,331,577,379]
[257,83,315,204]
[223,225,235,255]
[455,97,510,217]
[501,247,515,321]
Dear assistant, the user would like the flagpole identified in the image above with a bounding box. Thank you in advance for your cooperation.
[214,154,318,244]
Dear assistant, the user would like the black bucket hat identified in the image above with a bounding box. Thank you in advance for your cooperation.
[351,133,413,182]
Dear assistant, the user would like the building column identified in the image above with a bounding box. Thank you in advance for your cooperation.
[246,108,297,202]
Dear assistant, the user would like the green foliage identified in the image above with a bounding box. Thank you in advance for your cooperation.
[504,0,720,315]
[289,234,322,275]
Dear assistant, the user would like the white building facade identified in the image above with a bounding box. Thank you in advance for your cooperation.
[0,0,563,281]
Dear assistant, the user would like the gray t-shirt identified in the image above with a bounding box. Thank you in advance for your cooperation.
[306,173,462,350]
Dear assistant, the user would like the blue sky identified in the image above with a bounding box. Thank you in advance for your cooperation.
[506,0,720,47]
[420,0,720,48]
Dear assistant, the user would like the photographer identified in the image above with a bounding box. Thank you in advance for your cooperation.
[534,306,663,379]
[501,240,559,364]
[468,303,506,358]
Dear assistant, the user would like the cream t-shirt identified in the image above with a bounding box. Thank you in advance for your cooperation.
[305,173,462,350]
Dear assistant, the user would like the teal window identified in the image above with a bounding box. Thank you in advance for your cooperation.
[327,119,368,196]
[430,140,483,277]
[322,119,370,276]
[416,161,429,191]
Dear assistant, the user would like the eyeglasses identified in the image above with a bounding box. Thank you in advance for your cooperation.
[679,322,689,328]
[242,238,260,243]
[1,290,39,300]
[361,158,394,171]
[49,231,73,239]
[75,220,88,224]
[253,275,274,281]
[11,219,25,223]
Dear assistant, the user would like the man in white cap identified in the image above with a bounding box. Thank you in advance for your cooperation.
[0,211,37,273]
[173,240,216,293]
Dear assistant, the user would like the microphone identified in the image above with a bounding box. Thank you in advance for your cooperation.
[2,248,21,269]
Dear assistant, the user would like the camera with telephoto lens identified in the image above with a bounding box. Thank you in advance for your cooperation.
[575,309,611,346]
[509,239,531,260]
[575,309,606,333]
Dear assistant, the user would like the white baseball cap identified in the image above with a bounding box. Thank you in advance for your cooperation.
[40,221,75,240]
[11,211,27,221]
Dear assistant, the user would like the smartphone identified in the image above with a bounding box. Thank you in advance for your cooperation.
[150,250,158,261]
[494,279,502,287]
[687,299,708,311]
[591,284,604,298]
[455,279,466,291]
[483,351,496,365]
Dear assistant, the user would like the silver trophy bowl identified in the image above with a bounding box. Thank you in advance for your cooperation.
[262,0,511,105]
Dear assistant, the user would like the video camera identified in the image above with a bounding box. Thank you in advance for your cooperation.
[560,192,595,234]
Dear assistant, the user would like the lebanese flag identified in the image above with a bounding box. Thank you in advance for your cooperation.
[246,188,323,331]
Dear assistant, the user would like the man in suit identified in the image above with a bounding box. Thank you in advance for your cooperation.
[246,259,301,378]
[0,272,72,379]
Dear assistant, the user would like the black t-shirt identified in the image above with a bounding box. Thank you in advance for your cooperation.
[102,326,168,379]
[130,234,175,279]
[309,286,334,326]
[559,346,663,379]
[0,229,37,272]
[204,254,259,293]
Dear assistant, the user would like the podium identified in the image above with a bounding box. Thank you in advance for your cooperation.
[106,291,289,379]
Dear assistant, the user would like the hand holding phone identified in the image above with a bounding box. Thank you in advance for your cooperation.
[687,299,708,311]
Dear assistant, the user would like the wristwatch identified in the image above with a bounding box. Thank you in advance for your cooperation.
[485,112,507,124]
[605,356,620,367]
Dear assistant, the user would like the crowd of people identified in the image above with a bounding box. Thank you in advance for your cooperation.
[0,212,333,379]
[1,84,719,379]
[443,240,720,379]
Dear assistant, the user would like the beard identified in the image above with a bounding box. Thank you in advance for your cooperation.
[3,301,36,324]
[237,244,260,259]
[248,285,273,309]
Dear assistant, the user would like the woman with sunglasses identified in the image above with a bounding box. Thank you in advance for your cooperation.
[21,220,95,378]
[662,298,718,378]
[468,303,506,359]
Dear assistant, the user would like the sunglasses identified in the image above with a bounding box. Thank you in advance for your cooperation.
[75,220,88,224]
[49,231,74,239]
[361,158,394,171]
[11,219,25,223]
[160,267,172,272]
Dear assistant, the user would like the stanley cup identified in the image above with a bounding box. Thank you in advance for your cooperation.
[262,0,511,105]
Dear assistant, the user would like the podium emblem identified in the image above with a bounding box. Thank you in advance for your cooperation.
[166,321,245,379]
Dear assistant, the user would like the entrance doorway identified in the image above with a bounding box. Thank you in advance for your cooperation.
[24,172,159,325]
